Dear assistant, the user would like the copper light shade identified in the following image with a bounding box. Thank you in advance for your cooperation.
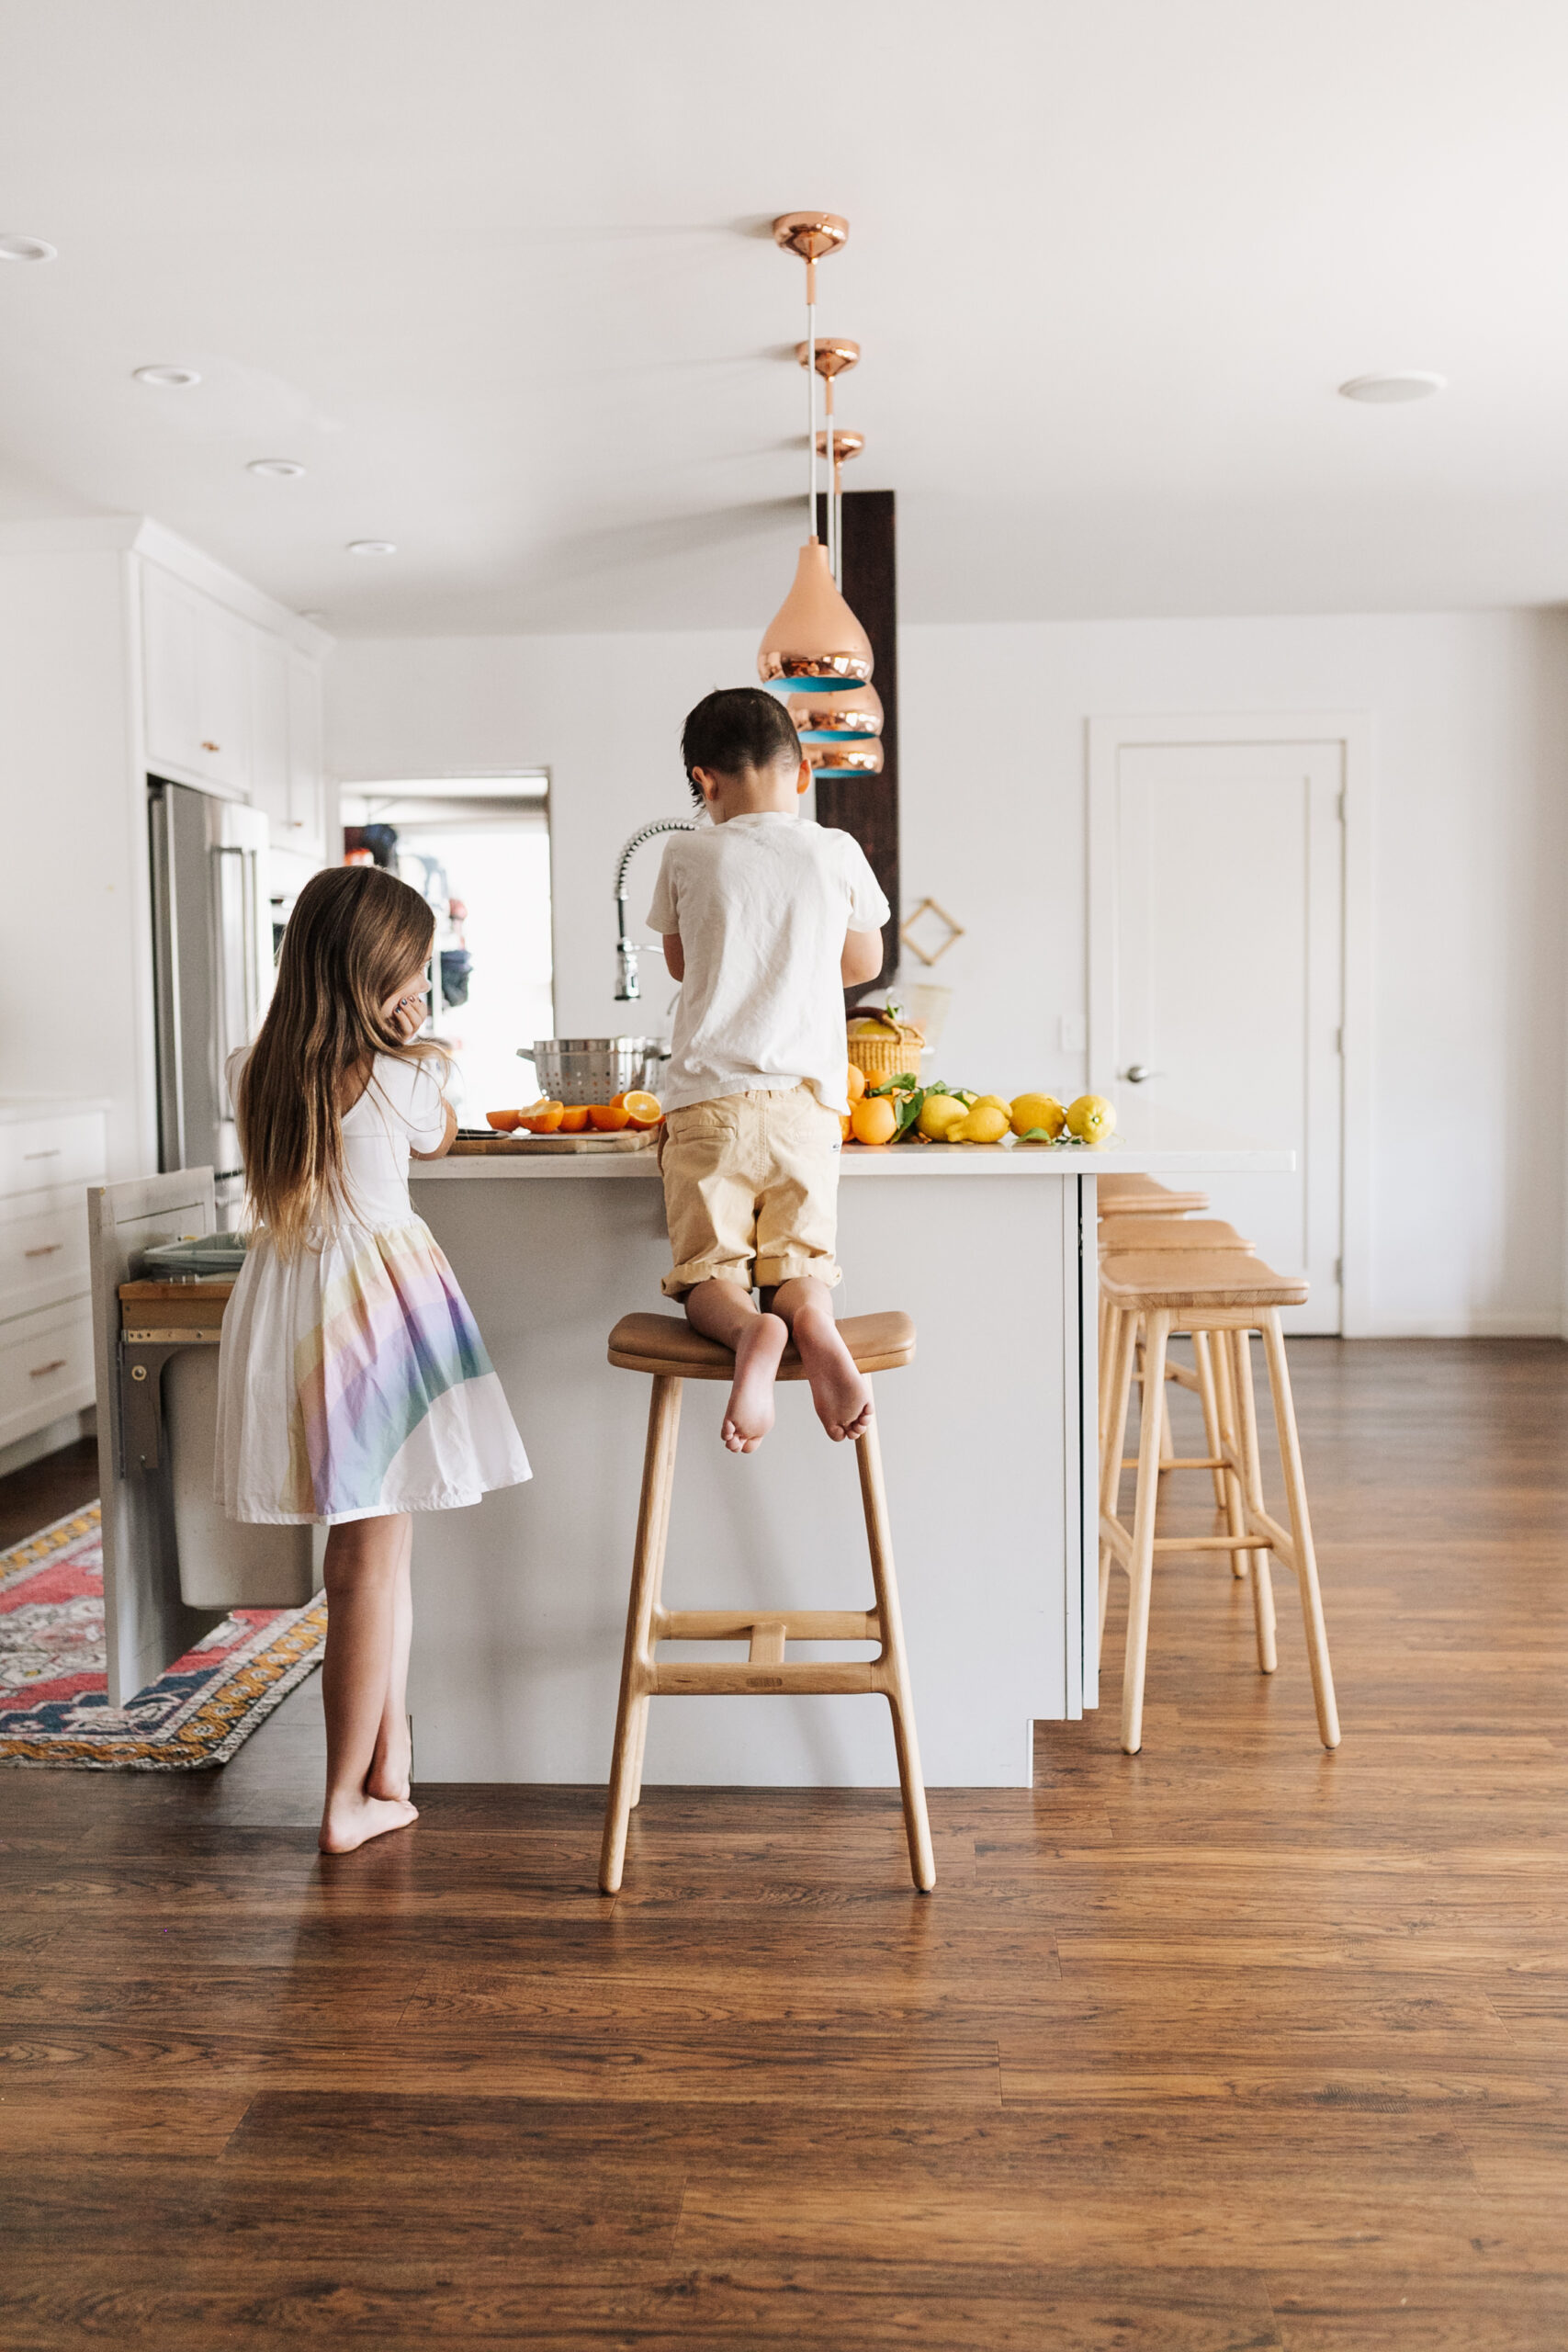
[788,681,883,736]
[800,735,885,777]
[757,538,873,687]
[796,337,860,379]
[816,427,864,463]
[773,212,849,265]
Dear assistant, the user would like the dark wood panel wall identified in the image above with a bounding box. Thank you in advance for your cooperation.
[814,487,898,1008]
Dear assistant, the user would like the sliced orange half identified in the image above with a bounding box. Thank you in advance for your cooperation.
[588,1103,631,1131]
[619,1090,663,1128]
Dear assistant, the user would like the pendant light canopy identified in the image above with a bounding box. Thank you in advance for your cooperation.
[758,209,875,748]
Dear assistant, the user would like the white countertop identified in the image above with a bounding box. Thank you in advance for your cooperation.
[415,1105,1293,1181]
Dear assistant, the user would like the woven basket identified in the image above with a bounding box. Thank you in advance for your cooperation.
[846,1023,924,1087]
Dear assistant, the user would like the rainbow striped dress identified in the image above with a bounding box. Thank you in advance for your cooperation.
[216,1053,530,1526]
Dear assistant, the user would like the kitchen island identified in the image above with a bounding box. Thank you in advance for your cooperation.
[406,1116,1288,1788]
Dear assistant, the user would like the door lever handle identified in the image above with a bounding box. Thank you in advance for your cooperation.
[1122,1063,1162,1084]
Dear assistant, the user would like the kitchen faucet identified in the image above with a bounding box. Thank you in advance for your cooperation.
[614,817,698,1001]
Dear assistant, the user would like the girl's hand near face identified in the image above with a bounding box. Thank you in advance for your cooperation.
[384,981,428,1040]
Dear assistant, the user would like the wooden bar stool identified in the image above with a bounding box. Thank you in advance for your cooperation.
[599,1310,935,1896]
[1097,1250,1340,1756]
[1098,1218,1255,1501]
[1097,1175,1211,1219]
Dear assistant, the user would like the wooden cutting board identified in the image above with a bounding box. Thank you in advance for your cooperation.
[451,1129,660,1156]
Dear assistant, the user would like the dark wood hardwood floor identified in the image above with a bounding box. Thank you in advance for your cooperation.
[2,1342,1564,2349]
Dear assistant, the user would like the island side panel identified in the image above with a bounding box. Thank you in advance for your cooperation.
[410,1167,1072,1786]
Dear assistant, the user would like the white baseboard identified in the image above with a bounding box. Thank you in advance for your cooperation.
[1358,1313,1564,1340]
[0,1406,96,1482]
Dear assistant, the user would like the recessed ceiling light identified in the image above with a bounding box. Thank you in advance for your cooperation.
[247,458,307,479]
[0,233,56,264]
[133,364,202,389]
[1337,372,1447,404]
[347,539,397,556]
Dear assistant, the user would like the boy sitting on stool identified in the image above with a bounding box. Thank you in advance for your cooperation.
[649,686,889,1453]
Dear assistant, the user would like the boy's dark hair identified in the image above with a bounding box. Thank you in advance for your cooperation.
[681,687,800,808]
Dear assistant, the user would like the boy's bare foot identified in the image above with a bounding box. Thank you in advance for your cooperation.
[722,1311,788,1453]
[318,1793,419,1854]
[367,1717,412,1803]
[792,1308,873,1442]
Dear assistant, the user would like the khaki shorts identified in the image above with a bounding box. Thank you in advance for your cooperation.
[659,1084,842,1298]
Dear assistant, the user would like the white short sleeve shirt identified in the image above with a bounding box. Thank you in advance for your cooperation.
[228,1046,449,1231]
[648,814,890,1114]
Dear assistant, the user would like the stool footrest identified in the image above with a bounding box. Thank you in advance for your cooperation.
[653,1607,880,1645]
[649,1660,883,1697]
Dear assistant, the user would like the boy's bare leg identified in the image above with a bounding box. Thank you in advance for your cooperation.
[684,1277,788,1453]
[772,1275,872,1442]
[319,1512,420,1853]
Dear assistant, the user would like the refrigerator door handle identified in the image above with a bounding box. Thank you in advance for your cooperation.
[149,786,186,1170]
[212,843,249,1098]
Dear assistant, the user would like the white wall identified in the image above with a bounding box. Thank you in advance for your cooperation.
[328,608,1568,1336]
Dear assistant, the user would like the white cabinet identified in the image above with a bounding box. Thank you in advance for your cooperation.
[143,564,250,794]
[287,648,325,860]
[142,560,327,863]
[249,631,292,835]
[0,1106,106,1451]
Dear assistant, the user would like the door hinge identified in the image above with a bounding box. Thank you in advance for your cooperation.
[1336,790,1347,822]
[1333,1025,1344,1056]
[1333,1257,1343,1285]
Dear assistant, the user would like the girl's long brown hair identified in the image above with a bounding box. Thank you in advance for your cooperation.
[236,865,444,1253]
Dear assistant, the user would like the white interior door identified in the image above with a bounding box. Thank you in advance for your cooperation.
[1094,737,1346,1334]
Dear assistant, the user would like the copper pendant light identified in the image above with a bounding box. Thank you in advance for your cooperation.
[757,212,875,711]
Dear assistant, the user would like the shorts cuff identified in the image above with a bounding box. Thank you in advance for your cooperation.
[754,1253,841,1290]
[660,1262,756,1301]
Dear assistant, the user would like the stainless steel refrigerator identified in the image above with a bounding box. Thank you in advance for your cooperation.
[148,780,273,1212]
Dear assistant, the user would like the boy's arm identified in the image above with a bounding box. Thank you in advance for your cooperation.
[840,926,883,986]
[662,933,685,982]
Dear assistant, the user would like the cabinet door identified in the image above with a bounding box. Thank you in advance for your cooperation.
[249,633,291,834]
[194,601,252,793]
[286,650,325,860]
[141,565,201,779]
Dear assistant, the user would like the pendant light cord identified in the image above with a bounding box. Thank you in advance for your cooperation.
[806,257,818,539]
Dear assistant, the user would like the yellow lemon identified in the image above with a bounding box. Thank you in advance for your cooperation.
[1010,1091,1066,1140]
[973,1094,1010,1115]
[1066,1092,1116,1145]
[917,1092,969,1141]
[955,1103,1010,1144]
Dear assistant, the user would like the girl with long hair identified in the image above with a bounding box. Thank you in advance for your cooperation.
[217,864,529,1852]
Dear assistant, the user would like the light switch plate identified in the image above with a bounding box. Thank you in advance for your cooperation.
[1059,1014,1087,1053]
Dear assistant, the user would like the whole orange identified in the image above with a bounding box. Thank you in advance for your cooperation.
[588,1103,631,1131]
[850,1095,898,1147]
[846,1063,868,1102]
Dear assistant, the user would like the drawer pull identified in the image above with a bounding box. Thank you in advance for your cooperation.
[201,740,220,753]
[29,1358,69,1378]
[24,1243,63,1259]
[23,1148,62,1161]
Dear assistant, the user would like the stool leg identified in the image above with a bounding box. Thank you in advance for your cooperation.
[1229,1329,1278,1672]
[857,1408,935,1893]
[1157,1347,1176,1472]
[627,1394,680,1815]
[600,1374,682,1894]
[1099,1301,1136,1667]
[1121,1307,1171,1753]
[1259,1312,1341,1750]
[1192,1330,1228,1510]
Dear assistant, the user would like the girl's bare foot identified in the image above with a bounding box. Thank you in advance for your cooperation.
[319,1793,419,1854]
[722,1311,788,1453]
[792,1310,873,1442]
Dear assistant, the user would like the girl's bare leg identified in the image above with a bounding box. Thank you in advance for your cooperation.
[367,1516,414,1803]
[319,1512,419,1853]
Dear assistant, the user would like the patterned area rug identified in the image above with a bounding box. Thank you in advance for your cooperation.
[0,1504,326,1769]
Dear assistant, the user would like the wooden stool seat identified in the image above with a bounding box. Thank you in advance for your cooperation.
[1097,1175,1210,1216]
[599,1309,934,1897]
[1098,1250,1338,1756]
[1094,1226,1254,1498]
[607,1310,916,1381]
[1097,1218,1254,1254]
[1100,1250,1308,1311]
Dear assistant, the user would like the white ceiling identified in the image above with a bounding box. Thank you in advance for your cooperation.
[3,0,1567,634]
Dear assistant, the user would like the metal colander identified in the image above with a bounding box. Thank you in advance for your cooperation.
[516,1036,670,1106]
